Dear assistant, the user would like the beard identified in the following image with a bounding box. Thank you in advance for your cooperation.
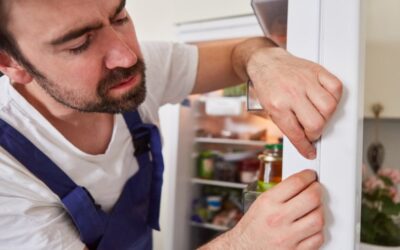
[26,59,147,114]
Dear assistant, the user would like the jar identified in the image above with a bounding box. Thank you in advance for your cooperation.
[257,144,283,191]
[243,144,283,212]
[214,158,237,182]
[197,151,215,179]
[239,159,259,184]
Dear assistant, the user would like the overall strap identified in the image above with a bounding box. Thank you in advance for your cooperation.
[0,119,106,248]
[122,111,164,230]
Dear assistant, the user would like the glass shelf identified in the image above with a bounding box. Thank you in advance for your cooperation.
[191,178,247,189]
[195,137,266,147]
[190,222,230,232]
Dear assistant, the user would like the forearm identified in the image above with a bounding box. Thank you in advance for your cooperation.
[191,37,277,94]
[231,37,278,82]
[197,229,238,250]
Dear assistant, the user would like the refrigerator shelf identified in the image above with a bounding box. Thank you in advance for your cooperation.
[191,178,247,189]
[190,222,230,232]
[195,137,266,147]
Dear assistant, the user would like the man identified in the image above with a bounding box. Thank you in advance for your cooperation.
[0,0,342,249]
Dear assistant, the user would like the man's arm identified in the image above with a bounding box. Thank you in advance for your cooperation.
[193,37,343,159]
[192,38,276,94]
[198,170,324,250]
[191,38,271,94]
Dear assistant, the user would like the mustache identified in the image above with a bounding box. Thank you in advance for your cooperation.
[98,59,146,92]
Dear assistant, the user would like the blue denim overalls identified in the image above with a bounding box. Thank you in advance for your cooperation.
[0,110,164,249]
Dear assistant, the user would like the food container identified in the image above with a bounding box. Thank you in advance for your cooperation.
[239,159,259,184]
[242,144,283,211]
[257,144,283,191]
[197,151,216,179]
[214,159,237,182]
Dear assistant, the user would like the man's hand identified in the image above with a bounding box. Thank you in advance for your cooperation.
[199,170,324,250]
[233,38,343,159]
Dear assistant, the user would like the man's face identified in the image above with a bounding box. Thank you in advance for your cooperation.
[7,0,146,113]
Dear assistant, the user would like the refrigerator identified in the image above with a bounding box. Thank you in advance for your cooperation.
[160,0,365,249]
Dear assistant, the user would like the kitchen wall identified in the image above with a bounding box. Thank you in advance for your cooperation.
[364,0,400,118]
[363,119,400,172]
[363,0,400,173]
[125,0,178,42]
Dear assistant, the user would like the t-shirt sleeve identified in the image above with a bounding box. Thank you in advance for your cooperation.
[0,154,85,250]
[0,196,85,250]
[140,41,198,107]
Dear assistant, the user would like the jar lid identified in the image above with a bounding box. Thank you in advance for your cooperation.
[258,154,282,162]
[264,144,283,151]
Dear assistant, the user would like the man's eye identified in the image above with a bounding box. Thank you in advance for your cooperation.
[69,38,91,55]
[113,16,129,26]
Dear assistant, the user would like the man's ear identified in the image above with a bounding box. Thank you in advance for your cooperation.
[0,52,33,84]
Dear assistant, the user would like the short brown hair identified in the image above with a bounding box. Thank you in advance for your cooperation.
[0,1,40,77]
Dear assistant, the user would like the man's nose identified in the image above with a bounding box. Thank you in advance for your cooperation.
[104,33,138,70]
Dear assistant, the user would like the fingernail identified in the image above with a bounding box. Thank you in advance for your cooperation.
[308,151,317,160]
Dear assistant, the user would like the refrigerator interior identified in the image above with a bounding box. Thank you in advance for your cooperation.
[172,8,288,249]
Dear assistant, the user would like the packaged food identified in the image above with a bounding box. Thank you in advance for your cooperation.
[239,159,259,184]
[207,196,223,212]
[197,151,216,179]
[206,195,223,221]
[214,159,237,182]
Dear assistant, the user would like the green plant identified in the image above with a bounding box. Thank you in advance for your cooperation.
[361,168,400,246]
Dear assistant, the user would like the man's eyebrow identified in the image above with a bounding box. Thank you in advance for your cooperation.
[50,22,103,46]
[111,0,126,19]
[49,0,126,46]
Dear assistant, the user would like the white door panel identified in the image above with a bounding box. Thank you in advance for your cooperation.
[283,0,365,249]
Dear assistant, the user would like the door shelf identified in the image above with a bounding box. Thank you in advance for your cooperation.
[195,137,266,147]
[190,222,230,232]
[191,178,247,189]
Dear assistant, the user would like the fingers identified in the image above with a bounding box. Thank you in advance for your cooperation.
[270,112,316,159]
[266,169,317,203]
[318,69,343,102]
[297,232,325,250]
[293,67,342,150]
[306,82,339,121]
[292,96,325,142]
[282,182,322,222]
[247,49,343,159]
[293,206,324,241]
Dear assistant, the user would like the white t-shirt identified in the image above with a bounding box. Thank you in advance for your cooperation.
[0,42,198,250]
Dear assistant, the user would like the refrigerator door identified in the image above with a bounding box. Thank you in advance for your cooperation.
[254,0,365,249]
[252,0,288,48]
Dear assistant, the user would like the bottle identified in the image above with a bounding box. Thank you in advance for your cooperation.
[197,151,215,179]
[257,144,283,192]
[242,144,283,212]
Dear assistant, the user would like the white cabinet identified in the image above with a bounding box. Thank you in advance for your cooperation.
[173,0,253,23]
[364,0,400,118]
